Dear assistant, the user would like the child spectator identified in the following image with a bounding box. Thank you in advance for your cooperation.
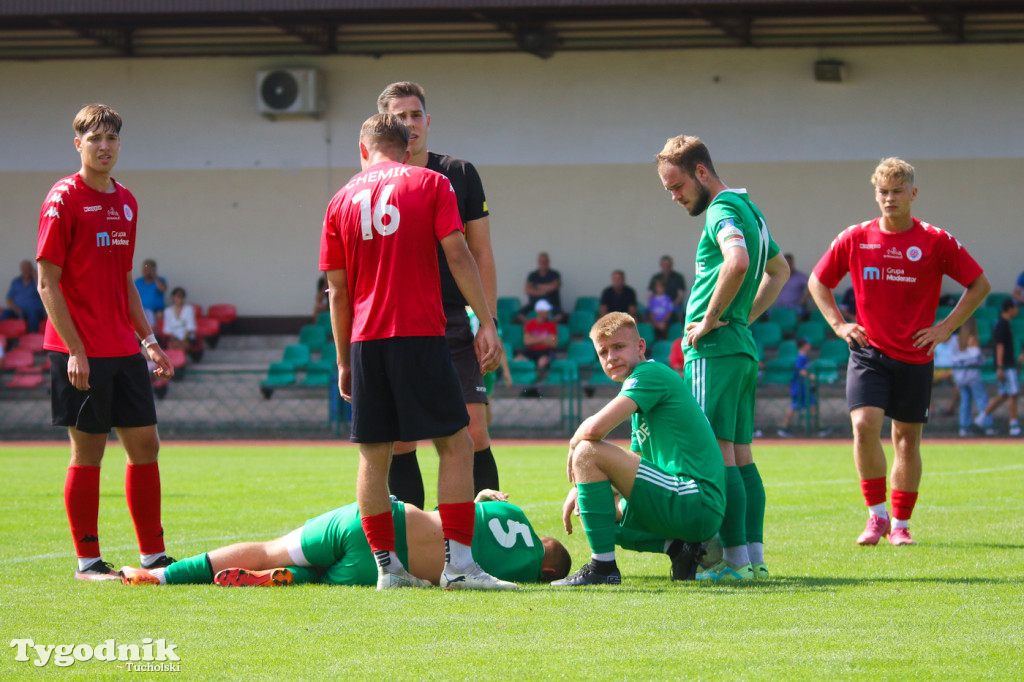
[778,338,815,437]
[515,299,559,376]
[647,277,675,340]
[950,317,993,436]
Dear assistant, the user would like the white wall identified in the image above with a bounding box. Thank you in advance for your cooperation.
[1,44,1021,315]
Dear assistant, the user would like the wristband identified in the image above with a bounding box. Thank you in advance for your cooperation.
[491,317,500,329]
[142,334,158,348]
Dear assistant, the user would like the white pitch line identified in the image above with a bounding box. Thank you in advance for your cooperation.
[1,532,271,565]
[764,463,1024,489]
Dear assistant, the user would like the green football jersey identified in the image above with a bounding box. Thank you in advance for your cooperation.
[684,189,779,360]
[620,361,726,512]
[472,501,545,582]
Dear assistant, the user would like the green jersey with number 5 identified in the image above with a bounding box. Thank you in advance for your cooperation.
[473,501,545,582]
[683,189,779,361]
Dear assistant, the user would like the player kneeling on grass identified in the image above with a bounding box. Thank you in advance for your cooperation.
[553,313,726,586]
[119,490,571,588]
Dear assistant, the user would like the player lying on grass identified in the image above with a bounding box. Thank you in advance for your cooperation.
[119,490,571,588]
[553,312,726,586]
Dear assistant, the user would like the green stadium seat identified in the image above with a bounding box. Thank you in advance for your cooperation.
[934,305,954,324]
[762,357,793,385]
[260,361,296,398]
[752,321,783,349]
[775,339,799,363]
[651,340,674,365]
[810,358,840,384]
[545,358,580,385]
[281,343,311,370]
[508,359,538,385]
[501,323,524,352]
[316,310,332,328]
[978,321,993,347]
[567,340,598,370]
[668,322,683,340]
[819,338,851,368]
[573,297,601,313]
[796,321,827,347]
[318,340,337,360]
[636,322,656,349]
[497,296,521,317]
[301,358,335,386]
[568,310,596,338]
[556,324,571,350]
[973,307,997,326]
[986,293,1013,309]
[299,324,328,349]
[769,308,799,337]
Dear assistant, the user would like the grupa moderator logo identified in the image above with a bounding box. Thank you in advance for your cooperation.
[9,637,180,671]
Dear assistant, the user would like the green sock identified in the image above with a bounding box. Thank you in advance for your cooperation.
[577,481,617,555]
[719,466,747,548]
[740,462,765,544]
[163,553,214,585]
[284,565,319,585]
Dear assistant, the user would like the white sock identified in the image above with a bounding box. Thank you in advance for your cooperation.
[445,539,474,571]
[723,545,750,567]
[78,557,102,571]
[869,504,888,519]
[151,568,168,585]
[892,518,909,529]
[591,551,615,563]
[140,552,166,566]
[663,540,674,553]
[747,542,764,565]
[373,550,405,573]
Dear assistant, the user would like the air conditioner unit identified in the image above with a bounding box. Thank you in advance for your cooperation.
[257,68,324,117]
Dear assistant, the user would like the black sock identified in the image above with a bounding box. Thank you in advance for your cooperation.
[473,447,499,494]
[590,558,618,574]
[388,451,424,509]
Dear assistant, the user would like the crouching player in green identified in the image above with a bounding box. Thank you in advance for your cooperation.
[119,490,570,587]
[553,313,725,586]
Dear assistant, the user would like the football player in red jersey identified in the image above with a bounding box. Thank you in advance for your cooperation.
[37,104,176,581]
[808,158,990,546]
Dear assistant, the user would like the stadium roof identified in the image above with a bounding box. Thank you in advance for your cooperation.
[2,1,1023,60]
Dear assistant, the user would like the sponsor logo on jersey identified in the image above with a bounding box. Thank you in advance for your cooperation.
[44,206,60,218]
[884,267,916,283]
[906,246,922,261]
[883,247,903,260]
[106,207,120,221]
[859,243,881,249]
[123,204,133,221]
[96,232,110,247]
[863,266,881,281]
[48,193,64,205]
[83,205,102,212]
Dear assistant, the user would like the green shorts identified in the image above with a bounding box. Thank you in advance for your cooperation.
[619,460,724,544]
[684,354,758,445]
[298,500,408,586]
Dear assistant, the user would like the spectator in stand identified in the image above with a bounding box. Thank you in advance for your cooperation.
[950,317,993,437]
[932,334,960,417]
[3,260,48,333]
[515,299,559,376]
[975,298,1022,436]
[647,255,687,317]
[777,338,815,437]
[516,252,565,323]
[314,274,330,321]
[1013,270,1024,306]
[771,254,810,321]
[838,286,857,322]
[163,287,196,354]
[647,276,675,340]
[668,335,685,376]
[599,270,638,319]
[134,259,167,327]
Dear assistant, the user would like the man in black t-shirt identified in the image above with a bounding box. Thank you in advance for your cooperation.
[599,270,638,319]
[977,298,1022,436]
[377,81,502,507]
[515,251,566,323]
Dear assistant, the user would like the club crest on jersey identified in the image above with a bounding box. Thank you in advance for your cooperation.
[124,204,133,221]
[623,377,638,390]
[907,246,922,262]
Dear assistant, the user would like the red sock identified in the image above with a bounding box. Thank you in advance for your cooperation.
[126,462,165,554]
[65,465,101,558]
[438,501,475,546]
[891,489,919,521]
[361,511,395,554]
[859,477,887,508]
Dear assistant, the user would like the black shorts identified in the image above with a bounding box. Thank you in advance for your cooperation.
[846,345,932,423]
[49,351,158,434]
[444,307,487,405]
[350,336,470,443]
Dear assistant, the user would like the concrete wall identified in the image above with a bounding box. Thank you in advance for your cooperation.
[2,44,1021,316]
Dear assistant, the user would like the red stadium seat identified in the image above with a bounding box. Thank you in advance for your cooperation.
[7,372,45,388]
[164,348,187,370]
[0,318,27,339]
[191,303,203,318]
[205,304,237,324]
[195,317,220,338]
[4,347,38,370]
[17,332,45,353]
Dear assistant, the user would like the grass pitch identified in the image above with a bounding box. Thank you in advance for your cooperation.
[1,439,1022,680]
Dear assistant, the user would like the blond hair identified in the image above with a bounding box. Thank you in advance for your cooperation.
[655,134,717,178]
[360,113,410,155]
[73,104,122,137]
[957,317,979,352]
[589,312,638,342]
[871,157,915,188]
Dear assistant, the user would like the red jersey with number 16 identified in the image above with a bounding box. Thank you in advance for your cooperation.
[36,173,141,357]
[813,217,983,364]
[319,161,464,342]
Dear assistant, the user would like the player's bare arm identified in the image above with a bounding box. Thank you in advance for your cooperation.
[126,272,173,378]
[685,246,747,347]
[566,396,638,482]
[325,268,352,400]
[465,216,498,316]
[748,251,791,324]
[440,231,501,373]
[808,273,867,349]
[37,258,90,390]
[912,273,991,354]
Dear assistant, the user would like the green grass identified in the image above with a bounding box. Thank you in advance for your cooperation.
[1,440,1022,679]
